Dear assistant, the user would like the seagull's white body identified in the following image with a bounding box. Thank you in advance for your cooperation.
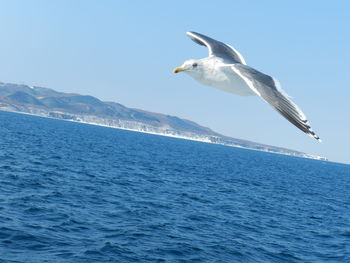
[189,57,255,96]
[174,31,321,141]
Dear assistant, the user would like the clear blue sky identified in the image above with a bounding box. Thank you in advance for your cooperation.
[1,1,349,164]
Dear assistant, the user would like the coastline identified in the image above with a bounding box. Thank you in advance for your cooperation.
[0,108,328,162]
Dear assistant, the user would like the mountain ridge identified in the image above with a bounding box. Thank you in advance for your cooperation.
[0,81,327,161]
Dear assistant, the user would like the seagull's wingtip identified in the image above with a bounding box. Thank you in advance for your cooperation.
[311,133,322,142]
[314,133,322,142]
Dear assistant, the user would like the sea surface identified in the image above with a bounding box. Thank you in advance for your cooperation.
[0,111,349,263]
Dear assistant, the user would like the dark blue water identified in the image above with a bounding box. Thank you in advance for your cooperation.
[0,111,349,263]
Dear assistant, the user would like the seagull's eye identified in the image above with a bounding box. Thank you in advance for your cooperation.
[192,63,198,68]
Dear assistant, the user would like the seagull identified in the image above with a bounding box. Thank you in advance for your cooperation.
[173,32,321,141]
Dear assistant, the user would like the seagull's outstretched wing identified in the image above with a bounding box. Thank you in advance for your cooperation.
[231,64,321,141]
[186,31,247,65]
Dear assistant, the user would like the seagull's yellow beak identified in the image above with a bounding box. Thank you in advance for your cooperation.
[173,67,186,73]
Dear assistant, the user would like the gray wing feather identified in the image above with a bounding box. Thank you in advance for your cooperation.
[232,64,321,141]
[187,32,246,65]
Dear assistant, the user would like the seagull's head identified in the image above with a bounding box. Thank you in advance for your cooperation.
[173,59,203,77]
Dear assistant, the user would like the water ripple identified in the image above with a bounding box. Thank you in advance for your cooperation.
[0,111,350,262]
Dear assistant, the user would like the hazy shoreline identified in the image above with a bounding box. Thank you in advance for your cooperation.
[0,108,328,162]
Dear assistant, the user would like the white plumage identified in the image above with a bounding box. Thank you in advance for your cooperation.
[173,32,321,141]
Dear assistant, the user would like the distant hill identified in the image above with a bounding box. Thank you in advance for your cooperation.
[0,81,327,161]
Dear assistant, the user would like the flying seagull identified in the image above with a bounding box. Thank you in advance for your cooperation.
[173,32,321,141]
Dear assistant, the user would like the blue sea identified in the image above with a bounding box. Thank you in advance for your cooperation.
[0,111,349,263]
